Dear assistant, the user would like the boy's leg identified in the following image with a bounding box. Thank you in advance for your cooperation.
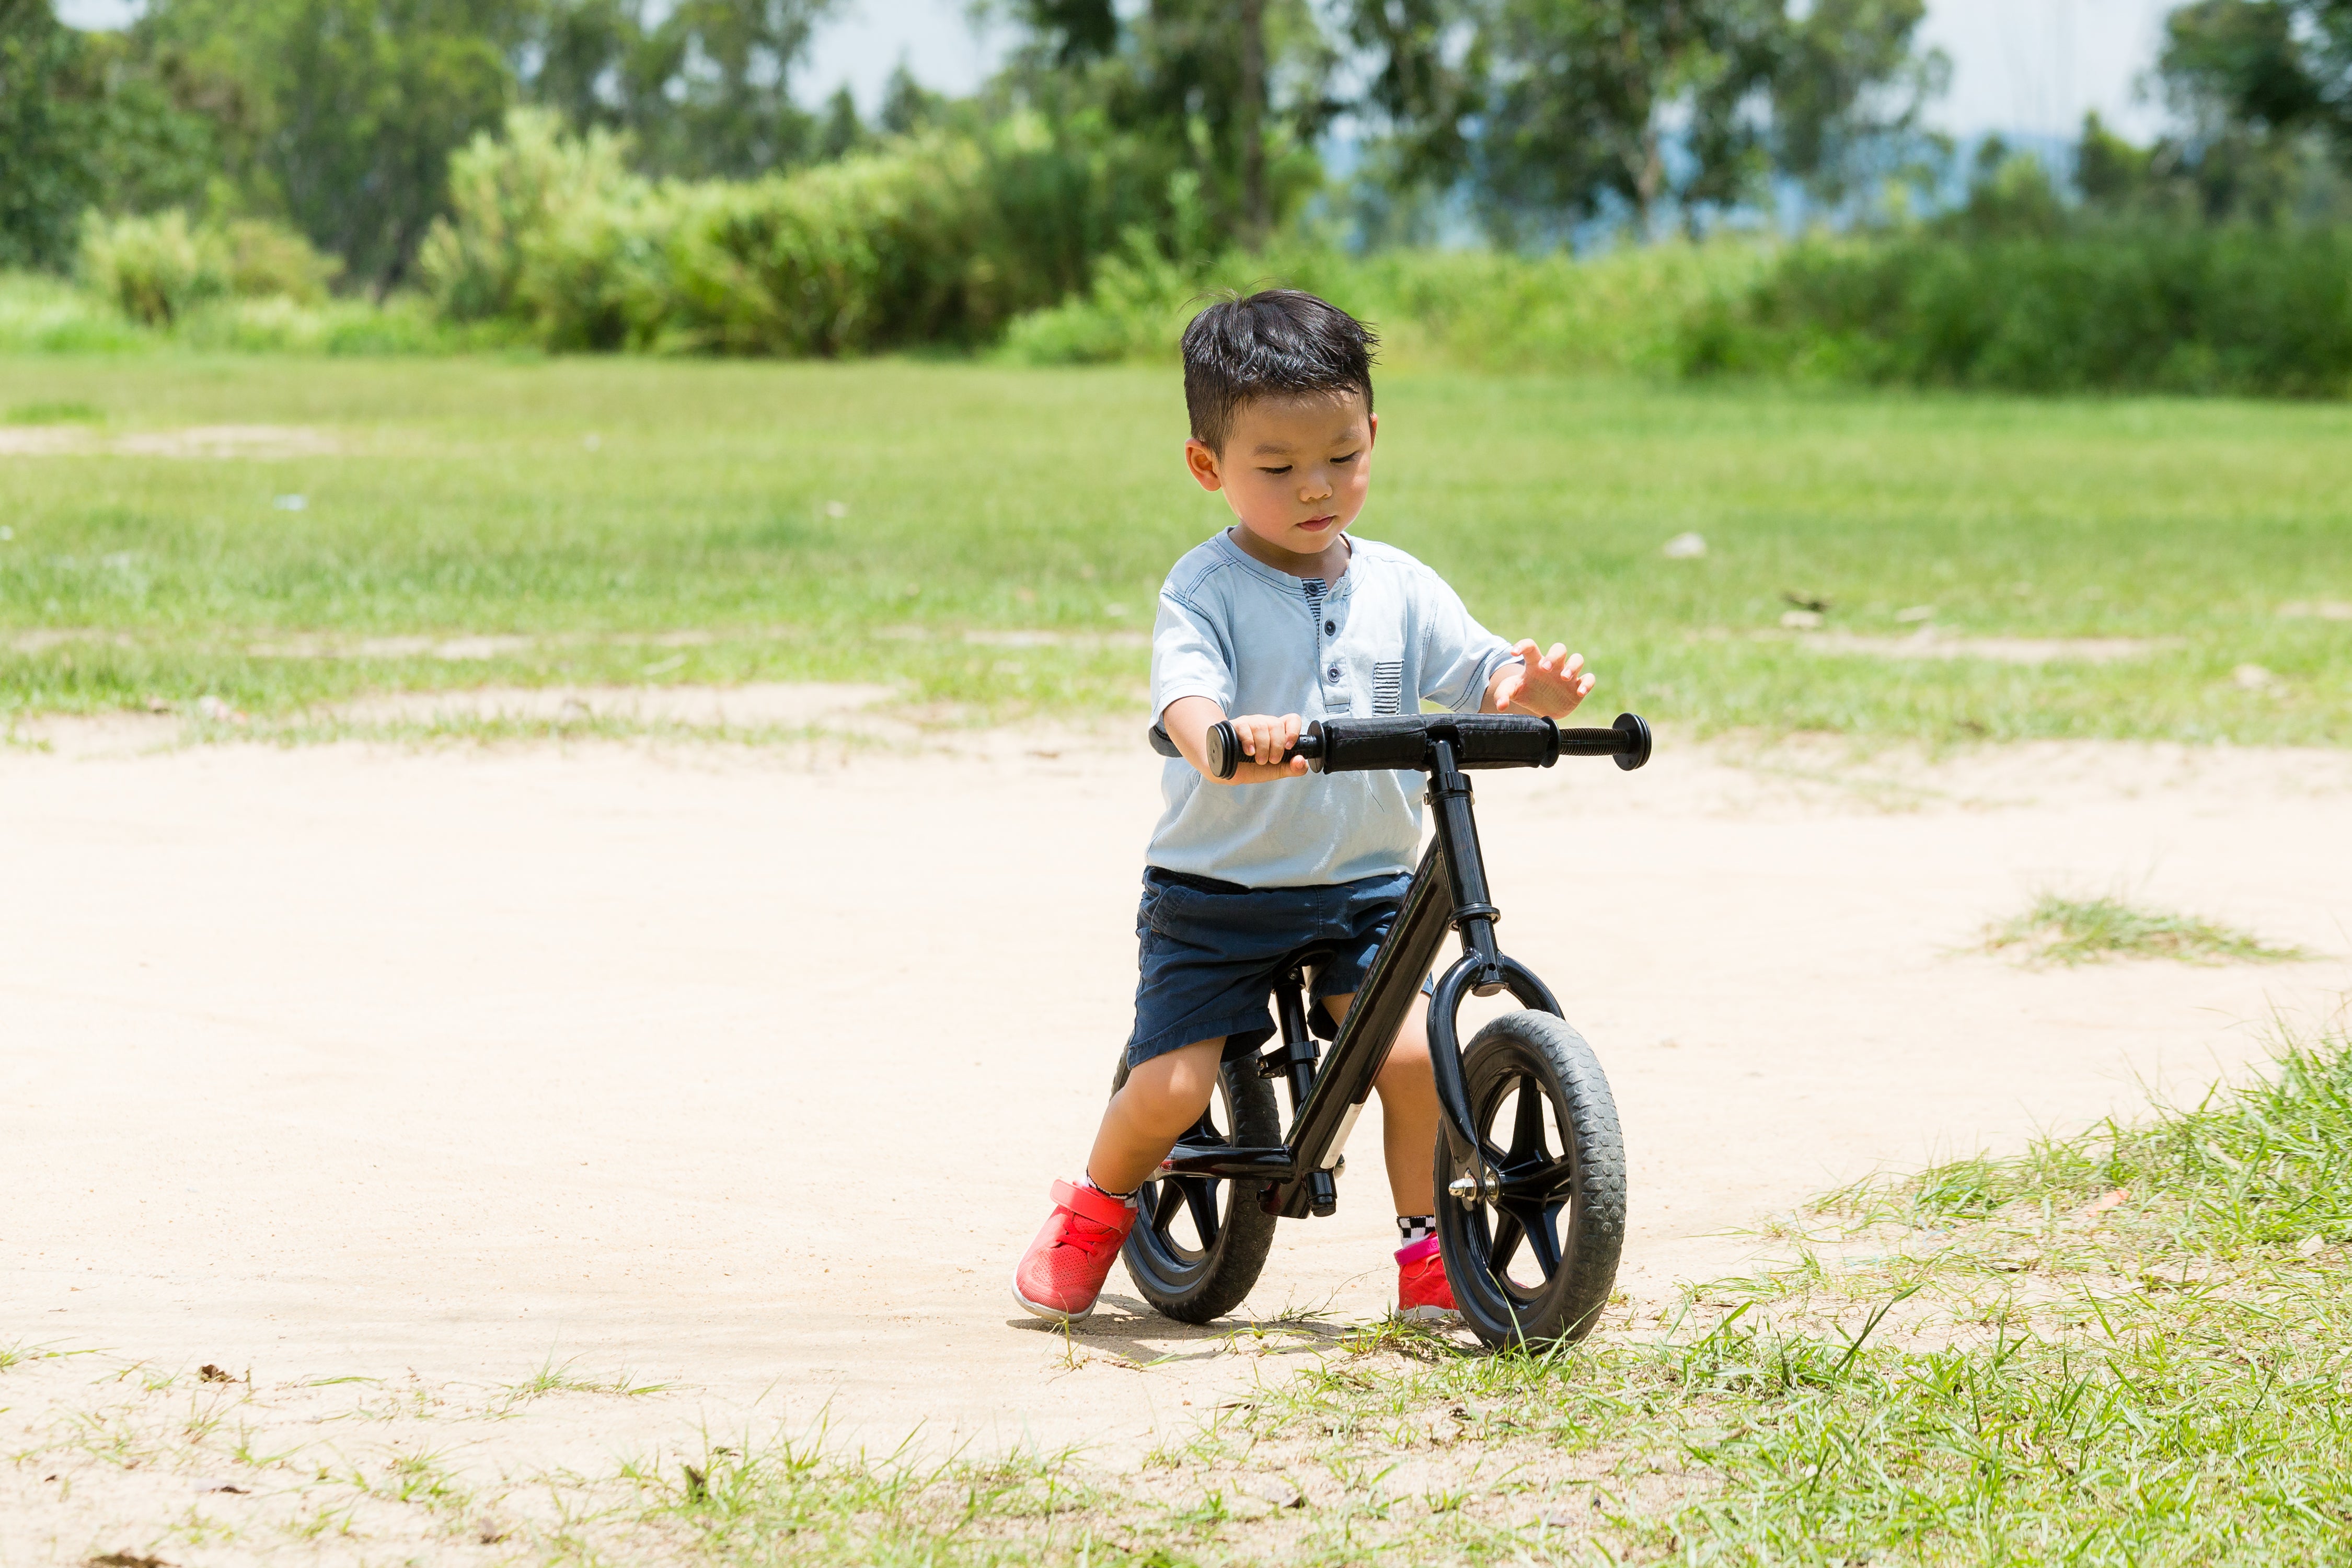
[1013,1036,1225,1323]
[1087,1037,1227,1195]
[1318,993,1436,1215]
[1323,991,1453,1318]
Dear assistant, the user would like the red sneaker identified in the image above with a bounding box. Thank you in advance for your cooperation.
[1012,1179,1138,1323]
[1396,1235,1458,1321]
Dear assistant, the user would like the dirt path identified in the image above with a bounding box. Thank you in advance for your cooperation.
[4,727,2348,1511]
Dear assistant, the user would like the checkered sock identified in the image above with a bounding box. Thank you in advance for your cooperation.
[1081,1171,1139,1206]
[1396,1215,1437,1245]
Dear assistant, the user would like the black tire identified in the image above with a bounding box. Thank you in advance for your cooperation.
[1434,1011,1625,1348]
[1111,1053,1281,1323]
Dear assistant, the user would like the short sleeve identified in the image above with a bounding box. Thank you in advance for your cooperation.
[1152,586,1234,719]
[1415,568,1516,714]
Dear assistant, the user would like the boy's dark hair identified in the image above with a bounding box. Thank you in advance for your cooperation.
[1181,289,1378,453]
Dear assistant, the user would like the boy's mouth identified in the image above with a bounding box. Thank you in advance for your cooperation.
[1296,515,1337,532]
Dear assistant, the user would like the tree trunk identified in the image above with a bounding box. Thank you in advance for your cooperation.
[1238,0,1268,247]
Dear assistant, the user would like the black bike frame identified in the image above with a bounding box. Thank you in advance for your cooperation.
[1157,737,1563,1218]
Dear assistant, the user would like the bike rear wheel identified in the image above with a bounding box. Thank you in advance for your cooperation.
[1434,1011,1625,1348]
[1111,1053,1281,1323]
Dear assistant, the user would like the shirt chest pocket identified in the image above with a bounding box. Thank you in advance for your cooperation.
[1346,641,1407,717]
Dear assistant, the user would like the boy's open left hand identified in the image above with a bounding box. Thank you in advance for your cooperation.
[1490,641,1596,719]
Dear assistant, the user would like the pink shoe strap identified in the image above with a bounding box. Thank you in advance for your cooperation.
[1052,1178,1136,1228]
[1394,1233,1442,1267]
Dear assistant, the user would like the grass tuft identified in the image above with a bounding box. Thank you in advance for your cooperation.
[1985,891,2311,966]
[500,1352,673,1403]
[4,399,101,424]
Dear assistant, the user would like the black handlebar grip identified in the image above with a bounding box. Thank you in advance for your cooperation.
[1555,711,1653,769]
[1206,720,1239,779]
[1205,720,1323,780]
[1448,713,1562,769]
[1311,715,1434,774]
[1612,711,1652,770]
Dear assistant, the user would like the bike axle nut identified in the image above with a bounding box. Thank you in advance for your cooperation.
[1448,1172,1498,1206]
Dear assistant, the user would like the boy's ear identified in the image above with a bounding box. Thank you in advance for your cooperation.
[1184,438,1225,493]
[1367,411,1377,447]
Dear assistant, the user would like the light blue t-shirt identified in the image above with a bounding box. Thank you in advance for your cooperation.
[1147,529,1518,889]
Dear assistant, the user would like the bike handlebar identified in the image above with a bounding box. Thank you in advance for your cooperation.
[1148,711,1653,781]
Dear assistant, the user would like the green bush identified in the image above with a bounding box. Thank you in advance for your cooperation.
[1685,224,2352,396]
[77,209,223,325]
[419,107,646,332]
[420,109,1183,356]
[217,217,342,303]
[77,210,343,326]
[1001,237,1775,375]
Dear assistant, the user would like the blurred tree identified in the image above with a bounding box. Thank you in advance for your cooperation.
[2075,110,2155,209]
[1943,134,2068,237]
[817,84,867,159]
[1002,0,1337,248]
[2154,0,2352,218]
[879,59,946,134]
[1340,0,1486,203]
[1,0,98,268]
[2161,0,2333,138]
[66,31,225,216]
[1336,0,1942,243]
[637,0,837,174]
[88,0,839,287]
[1766,0,1948,212]
[128,0,519,292]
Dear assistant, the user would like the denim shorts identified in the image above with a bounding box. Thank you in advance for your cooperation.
[1125,867,1415,1068]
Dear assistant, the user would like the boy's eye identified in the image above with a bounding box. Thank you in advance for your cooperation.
[1333,451,1360,464]
[1259,465,1293,476]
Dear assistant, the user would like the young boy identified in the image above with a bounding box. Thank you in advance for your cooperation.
[1012,289,1597,1325]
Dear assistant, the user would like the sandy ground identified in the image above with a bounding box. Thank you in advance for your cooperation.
[4,721,2349,1557]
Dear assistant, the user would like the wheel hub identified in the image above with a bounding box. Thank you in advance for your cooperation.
[1447,1169,1499,1206]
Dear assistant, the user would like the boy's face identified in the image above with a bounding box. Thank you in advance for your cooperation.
[1184,391,1376,563]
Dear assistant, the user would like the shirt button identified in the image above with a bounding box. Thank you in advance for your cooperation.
[1328,667,1340,679]
[1325,620,1336,634]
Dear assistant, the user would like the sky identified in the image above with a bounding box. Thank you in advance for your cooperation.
[55,0,2184,142]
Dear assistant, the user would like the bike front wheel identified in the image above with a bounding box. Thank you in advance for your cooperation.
[1111,1052,1281,1324]
[1434,1010,1625,1348]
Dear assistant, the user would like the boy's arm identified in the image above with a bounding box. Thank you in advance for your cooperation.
[1482,640,1597,719]
[1161,696,1312,785]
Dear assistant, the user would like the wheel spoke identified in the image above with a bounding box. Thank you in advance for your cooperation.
[1486,1208,1526,1275]
[1180,1179,1220,1249]
[1148,1183,1185,1244]
[1506,1076,1550,1165]
[1509,1200,1563,1276]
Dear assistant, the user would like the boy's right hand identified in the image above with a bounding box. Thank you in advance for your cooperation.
[1162,697,1310,783]
[1227,713,1310,779]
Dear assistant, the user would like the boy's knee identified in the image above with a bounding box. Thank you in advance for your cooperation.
[1375,1030,1433,1090]
[1122,1040,1224,1128]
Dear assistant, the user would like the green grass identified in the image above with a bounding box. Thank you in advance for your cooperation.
[4,355,2350,745]
[1986,892,2313,967]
